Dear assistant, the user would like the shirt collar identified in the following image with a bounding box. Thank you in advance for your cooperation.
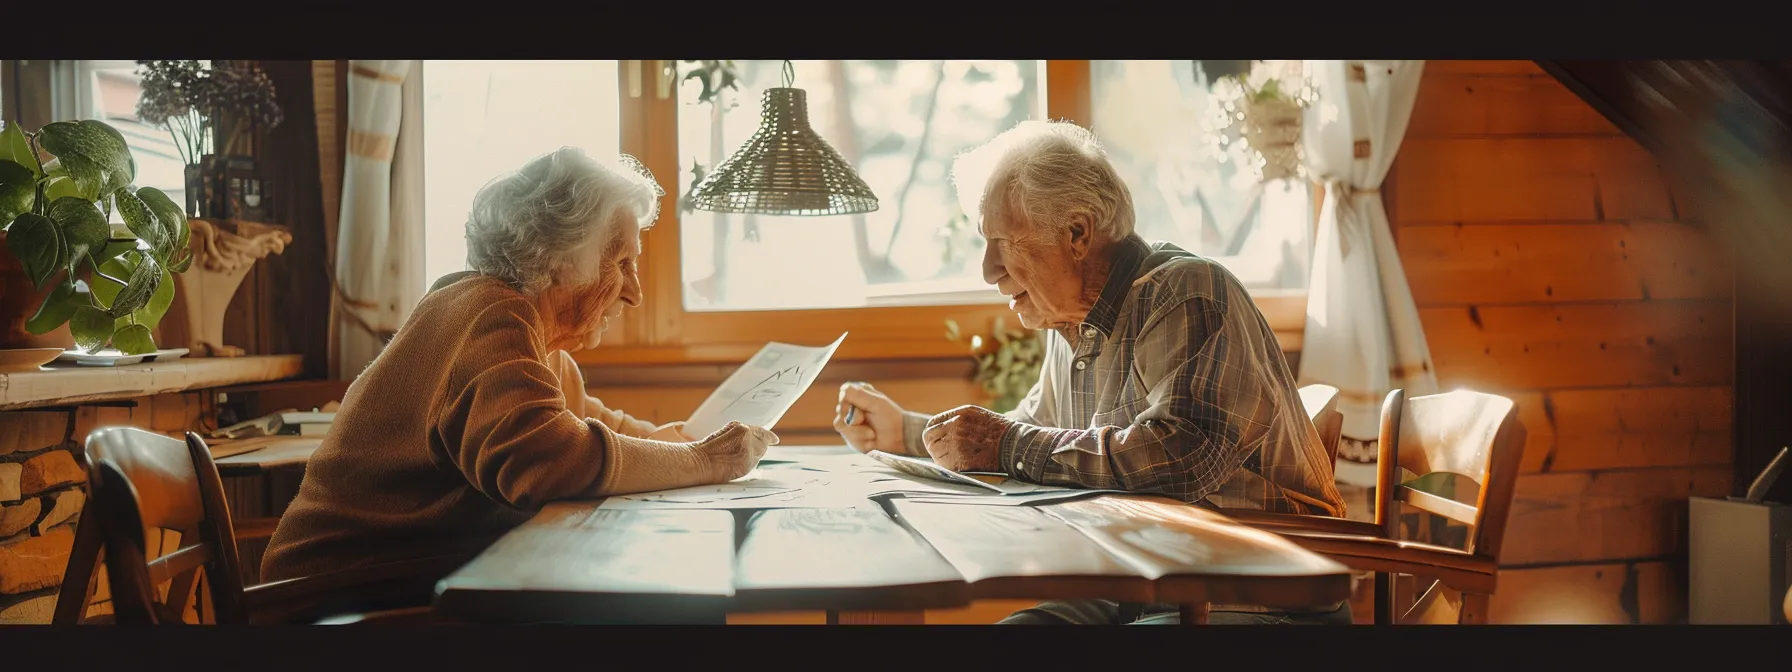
[1080,234,1152,338]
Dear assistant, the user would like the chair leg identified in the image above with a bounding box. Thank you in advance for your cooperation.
[1374,572,1394,625]
[1458,592,1490,624]
[1179,603,1210,625]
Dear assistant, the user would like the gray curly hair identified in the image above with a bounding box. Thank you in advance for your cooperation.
[951,120,1135,241]
[464,147,664,295]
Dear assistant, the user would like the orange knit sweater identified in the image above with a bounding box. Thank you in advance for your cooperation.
[261,273,649,582]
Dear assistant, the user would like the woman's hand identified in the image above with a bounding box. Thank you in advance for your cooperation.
[688,421,778,482]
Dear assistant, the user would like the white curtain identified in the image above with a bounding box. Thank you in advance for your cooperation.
[1297,60,1435,489]
[333,59,425,379]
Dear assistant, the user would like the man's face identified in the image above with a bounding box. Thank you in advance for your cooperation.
[978,195,1091,330]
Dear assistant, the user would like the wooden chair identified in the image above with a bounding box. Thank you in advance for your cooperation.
[1228,389,1526,624]
[1299,384,1344,467]
[56,427,468,625]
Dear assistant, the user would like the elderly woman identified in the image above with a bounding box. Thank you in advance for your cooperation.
[834,121,1346,625]
[262,148,775,584]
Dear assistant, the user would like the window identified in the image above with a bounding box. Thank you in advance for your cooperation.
[421,60,620,288]
[676,60,1042,312]
[1088,60,1312,293]
[64,61,187,221]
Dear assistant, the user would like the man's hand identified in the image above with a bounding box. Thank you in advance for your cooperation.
[833,382,908,454]
[921,405,1012,473]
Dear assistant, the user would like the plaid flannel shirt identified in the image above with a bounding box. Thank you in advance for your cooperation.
[906,235,1345,517]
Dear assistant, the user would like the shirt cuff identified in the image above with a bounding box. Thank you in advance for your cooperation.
[1000,423,1085,482]
[901,411,932,457]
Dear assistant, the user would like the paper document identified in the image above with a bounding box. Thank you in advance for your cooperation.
[863,451,1011,493]
[682,333,848,438]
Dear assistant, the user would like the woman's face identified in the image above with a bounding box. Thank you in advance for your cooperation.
[542,212,643,352]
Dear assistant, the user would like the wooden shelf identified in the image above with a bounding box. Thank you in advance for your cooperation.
[0,355,305,412]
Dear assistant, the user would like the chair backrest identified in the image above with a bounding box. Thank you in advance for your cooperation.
[1373,389,1526,561]
[1298,384,1344,466]
[54,428,249,624]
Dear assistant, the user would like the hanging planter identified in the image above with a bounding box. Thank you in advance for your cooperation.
[1204,61,1318,184]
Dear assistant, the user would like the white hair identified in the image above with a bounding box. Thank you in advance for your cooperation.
[464,147,662,295]
[951,120,1135,241]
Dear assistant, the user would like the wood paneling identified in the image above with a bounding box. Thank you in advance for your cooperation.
[1502,466,1731,566]
[1400,221,1730,305]
[1491,560,1685,624]
[1420,301,1731,390]
[1390,61,1735,623]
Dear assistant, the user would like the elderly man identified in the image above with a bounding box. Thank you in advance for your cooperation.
[833,121,1347,625]
[264,148,775,595]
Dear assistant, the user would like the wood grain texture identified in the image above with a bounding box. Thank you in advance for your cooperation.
[890,500,1153,602]
[1395,137,1673,223]
[434,505,736,623]
[1509,386,1732,474]
[1421,301,1732,390]
[0,356,304,412]
[1399,221,1731,305]
[1039,495,1352,609]
[1490,559,1684,624]
[732,507,968,613]
[1501,466,1732,565]
[1408,73,1623,137]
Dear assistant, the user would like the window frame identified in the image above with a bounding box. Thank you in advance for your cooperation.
[581,60,1310,367]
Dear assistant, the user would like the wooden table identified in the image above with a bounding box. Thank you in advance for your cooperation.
[433,445,1352,624]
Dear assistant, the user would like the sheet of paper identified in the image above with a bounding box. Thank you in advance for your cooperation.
[882,489,1123,507]
[863,450,1005,493]
[597,463,879,511]
[682,333,848,438]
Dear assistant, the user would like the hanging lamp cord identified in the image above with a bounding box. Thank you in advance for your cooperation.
[781,60,795,88]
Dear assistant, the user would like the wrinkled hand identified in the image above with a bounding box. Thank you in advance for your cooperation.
[647,421,695,443]
[921,405,1011,473]
[833,382,907,455]
[689,421,778,482]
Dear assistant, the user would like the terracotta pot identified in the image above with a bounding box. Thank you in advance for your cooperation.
[0,231,76,351]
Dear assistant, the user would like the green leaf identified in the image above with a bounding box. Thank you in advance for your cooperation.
[0,160,35,224]
[944,319,960,342]
[93,240,137,266]
[0,124,38,178]
[38,120,134,200]
[136,187,188,258]
[6,213,62,287]
[168,249,193,273]
[113,188,169,257]
[70,305,114,353]
[111,323,155,355]
[129,268,175,330]
[40,175,80,204]
[25,277,88,335]
[91,255,135,309]
[108,254,161,318]
[47,197,110,270]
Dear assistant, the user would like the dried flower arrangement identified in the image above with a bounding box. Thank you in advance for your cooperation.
[135,60,284,166]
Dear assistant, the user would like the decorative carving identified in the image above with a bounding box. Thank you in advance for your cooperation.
[161,219,292,358]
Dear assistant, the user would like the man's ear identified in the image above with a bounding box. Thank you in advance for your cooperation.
[1065,214,1094,260]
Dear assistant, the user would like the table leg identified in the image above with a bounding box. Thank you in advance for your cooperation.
[1180,603,1210,625]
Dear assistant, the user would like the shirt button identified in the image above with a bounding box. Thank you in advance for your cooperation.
[1082,326,1098,339]
[1014,461,1024,472]
[1074,359,1088,371]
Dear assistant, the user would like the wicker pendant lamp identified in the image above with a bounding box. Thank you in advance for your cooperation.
[689,61,880,216]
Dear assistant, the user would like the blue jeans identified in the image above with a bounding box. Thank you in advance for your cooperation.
[999,599,1353,625]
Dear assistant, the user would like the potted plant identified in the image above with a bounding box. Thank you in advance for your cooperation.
[0,119,192,355]
[135,60,283,219]
[944,317,1044,413]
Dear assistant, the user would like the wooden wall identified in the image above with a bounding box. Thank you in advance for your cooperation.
[1394,60,1733,624]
